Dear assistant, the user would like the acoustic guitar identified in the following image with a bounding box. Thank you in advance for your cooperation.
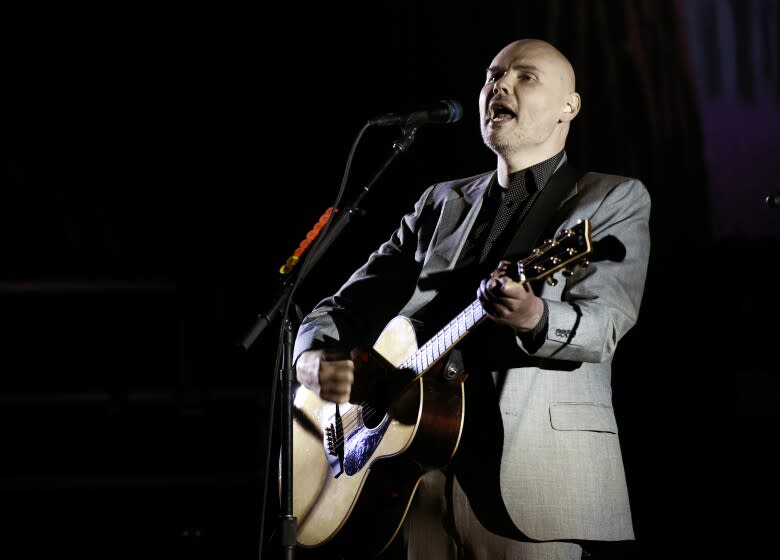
[288,219,593,558]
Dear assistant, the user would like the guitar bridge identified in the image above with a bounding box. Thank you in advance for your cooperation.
[325,424,337,455]
[324,404,345,477]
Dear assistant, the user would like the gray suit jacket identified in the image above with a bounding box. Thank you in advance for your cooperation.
[293,154,651,542]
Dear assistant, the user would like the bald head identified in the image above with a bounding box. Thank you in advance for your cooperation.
[499,39,576,93]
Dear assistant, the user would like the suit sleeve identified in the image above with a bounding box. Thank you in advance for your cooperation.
[520,177,651,363]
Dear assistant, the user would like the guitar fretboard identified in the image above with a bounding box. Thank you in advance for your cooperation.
[399,299,486,376]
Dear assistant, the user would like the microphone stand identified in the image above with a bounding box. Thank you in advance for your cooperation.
[243,124,420,560]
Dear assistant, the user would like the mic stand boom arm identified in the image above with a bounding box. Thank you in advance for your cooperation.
[240,125,418,352]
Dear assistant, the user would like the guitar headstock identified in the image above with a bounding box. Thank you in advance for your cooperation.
[517,219,592,285]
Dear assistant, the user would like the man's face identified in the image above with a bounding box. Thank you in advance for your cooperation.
[479,40,573,158]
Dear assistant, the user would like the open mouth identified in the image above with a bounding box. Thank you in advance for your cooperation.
[489,102,516,122]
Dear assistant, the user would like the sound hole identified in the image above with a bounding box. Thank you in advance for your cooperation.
[360,402,387,429]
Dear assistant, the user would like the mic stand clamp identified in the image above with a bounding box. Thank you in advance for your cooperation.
[393,126,419,153]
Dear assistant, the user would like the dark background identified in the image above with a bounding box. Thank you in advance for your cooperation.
[1,2,776,559]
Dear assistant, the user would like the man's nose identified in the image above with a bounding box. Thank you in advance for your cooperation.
[492,72,510,94]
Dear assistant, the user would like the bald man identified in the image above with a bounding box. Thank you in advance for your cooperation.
[293,39,651,559]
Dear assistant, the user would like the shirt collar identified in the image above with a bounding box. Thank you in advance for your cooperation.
[489,150,566,202]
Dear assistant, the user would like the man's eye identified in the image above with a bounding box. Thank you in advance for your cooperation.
[519,73,536,81]
[486,70,505,83]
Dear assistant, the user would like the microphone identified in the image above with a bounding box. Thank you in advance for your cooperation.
[766,193,780,209]
[368,99,463,127]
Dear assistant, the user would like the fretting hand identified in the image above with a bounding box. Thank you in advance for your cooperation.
[477,260,545,332]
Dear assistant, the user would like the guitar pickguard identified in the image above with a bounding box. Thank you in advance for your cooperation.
[323,402,393,477]
[342,414,391,476]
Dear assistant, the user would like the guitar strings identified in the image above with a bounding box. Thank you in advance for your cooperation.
[317,224,588,452]
[326,401,377,449]
[321,277,555,448]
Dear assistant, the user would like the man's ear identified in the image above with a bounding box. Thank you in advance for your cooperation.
[560,92,581,122]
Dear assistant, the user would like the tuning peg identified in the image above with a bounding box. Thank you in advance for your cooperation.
[545,276,558,286]
[580,259,590,268]
[561,268,574,277]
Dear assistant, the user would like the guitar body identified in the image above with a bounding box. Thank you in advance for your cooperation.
[290,315,466,558]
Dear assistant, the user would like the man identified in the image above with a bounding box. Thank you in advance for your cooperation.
[293,38,651,559]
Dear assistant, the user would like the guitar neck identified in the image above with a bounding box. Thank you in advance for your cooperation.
[399,299,487,376]
[396,219,593,379]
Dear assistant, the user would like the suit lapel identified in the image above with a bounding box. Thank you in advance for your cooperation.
[419,173,494,277]
[399,173,493,318]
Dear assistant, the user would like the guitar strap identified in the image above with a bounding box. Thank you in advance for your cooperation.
[499,161,585,262]
[490,160,585,424]
[452,164,586,543]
